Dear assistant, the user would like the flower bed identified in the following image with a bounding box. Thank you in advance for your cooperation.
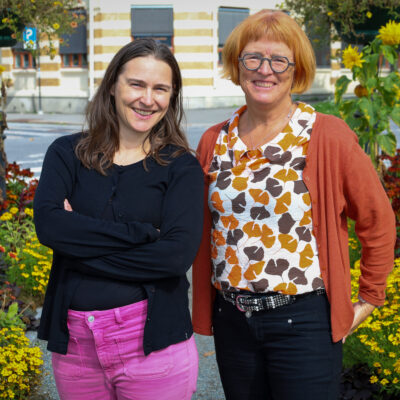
[0,326,43,399]
[344,258,400,398]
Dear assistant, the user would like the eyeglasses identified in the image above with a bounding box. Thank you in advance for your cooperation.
[238,53,295,73]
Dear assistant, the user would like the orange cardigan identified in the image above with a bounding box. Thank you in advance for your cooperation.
[192,112,396,342]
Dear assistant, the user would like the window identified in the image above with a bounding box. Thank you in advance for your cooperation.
[59,9,87,68]
[218,7,249,64]
[131,6,173,50]
[306,15,331,68]
[12,45,36,69]
[61,53,87,68]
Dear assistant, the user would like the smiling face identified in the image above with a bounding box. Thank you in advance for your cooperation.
[112,56,173,141]
[239,38,295,110]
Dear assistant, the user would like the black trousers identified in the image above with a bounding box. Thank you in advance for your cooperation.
[213,291,342,400]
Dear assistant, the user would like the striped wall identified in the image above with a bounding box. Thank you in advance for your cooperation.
[1,0,344,112]
[174,11,214,87]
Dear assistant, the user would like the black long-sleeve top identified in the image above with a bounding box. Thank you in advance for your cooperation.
[34,133,204,355]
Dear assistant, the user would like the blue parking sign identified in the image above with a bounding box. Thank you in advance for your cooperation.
[23,27,37,49]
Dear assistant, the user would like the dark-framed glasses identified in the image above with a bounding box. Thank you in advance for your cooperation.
[238,53,295,73]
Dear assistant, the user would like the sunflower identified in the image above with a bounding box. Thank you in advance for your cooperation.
[378,20,400,46]
[342,45,365,70]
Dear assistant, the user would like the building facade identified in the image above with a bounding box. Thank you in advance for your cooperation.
[1,0,338,113]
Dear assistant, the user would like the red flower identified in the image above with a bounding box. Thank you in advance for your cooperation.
[8,252,17,259]
[0,245,5,252]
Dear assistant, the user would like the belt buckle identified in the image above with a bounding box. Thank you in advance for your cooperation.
[235,294,252,318]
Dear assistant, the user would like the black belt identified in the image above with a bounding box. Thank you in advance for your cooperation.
[220,288,326,318]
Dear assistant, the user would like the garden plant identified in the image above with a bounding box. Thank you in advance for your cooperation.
[334,20,400,168]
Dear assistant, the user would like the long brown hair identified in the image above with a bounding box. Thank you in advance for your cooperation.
[75,39,188,174]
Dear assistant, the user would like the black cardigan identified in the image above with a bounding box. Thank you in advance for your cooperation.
[34,133,204,355]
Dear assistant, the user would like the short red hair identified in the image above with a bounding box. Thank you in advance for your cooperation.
[222,10,316,94]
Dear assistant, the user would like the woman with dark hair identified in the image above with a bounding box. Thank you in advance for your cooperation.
[34,39,203,400]
[192,9,395,400]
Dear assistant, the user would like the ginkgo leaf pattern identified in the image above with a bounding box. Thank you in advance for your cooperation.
[208,102,324,295]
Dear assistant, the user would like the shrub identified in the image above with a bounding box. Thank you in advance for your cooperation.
[380,150,400,257]
[0,326,43,399]
[343,258,400,397]
[4,233,52,303]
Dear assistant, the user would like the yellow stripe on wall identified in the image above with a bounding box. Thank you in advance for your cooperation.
[174,45,213,53]
[174,12,212,20]
[1,48,12,57]
[94,61,110,71]
[94,13,130,22]
[178,61,213,70]
[40,78,60,86]
[40,63,60,72]
[183,77,213,86]
[174,29,213,37]
[94,29,131,38]
[94,45,123,54]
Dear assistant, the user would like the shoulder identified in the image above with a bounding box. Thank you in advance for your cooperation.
[313,112,359,146]
[49,132,83,153]
[197,121,228,151]
[196,120,228,170]
[169,150,202,171]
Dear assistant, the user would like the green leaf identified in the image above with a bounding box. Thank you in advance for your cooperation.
[377,133,396,156]
[358,97,376,128]
[364,53,380,78]
[365,77,377,92]
[313,101,340,117]
[7,302,18,318]
[381,45,398,66]
[339,100,355,119]
[391,106,400,127]
[335,76,351,105]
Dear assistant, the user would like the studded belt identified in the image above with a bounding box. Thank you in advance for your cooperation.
[220,288,326,318]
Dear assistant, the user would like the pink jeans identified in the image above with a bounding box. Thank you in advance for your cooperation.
[52,300,198,400]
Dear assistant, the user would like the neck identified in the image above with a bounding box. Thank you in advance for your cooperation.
[114,129,150,165]
[238,96,295,149]
[244,96,293,130]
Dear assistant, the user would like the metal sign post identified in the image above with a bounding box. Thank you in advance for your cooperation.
[23,27,42,114]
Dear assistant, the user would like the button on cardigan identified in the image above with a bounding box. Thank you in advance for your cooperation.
[34,133,204,355]
[192,112,396,342]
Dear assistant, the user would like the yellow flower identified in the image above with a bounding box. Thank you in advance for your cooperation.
[327,11,333,16]
[366,11,372,19]
[393,378,399,384]
[373,362,381,368]
[24,208,33,218]
[384,369,392,375]
[377,20,400,46]
[342,45,365,70]
[9,207,18,215]
[0,212,12,221]
[380,378,389,385]
[53,22,60,30]
[370,375,378,383]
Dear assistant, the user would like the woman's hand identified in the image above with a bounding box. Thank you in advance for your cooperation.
[342,301,375,343]
[64,199,73,212]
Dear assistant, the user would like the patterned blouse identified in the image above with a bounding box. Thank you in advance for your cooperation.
[208,102,324,295]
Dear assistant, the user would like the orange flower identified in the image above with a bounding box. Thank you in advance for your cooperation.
[8,252,17,259]
[71,21,78,28]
